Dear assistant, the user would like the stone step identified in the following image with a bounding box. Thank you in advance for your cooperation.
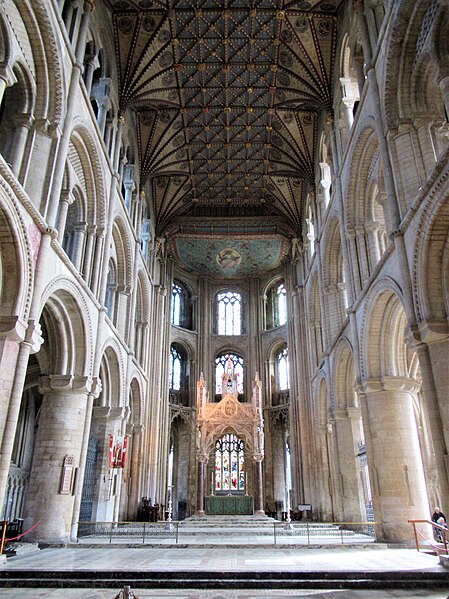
[0,568,448,590]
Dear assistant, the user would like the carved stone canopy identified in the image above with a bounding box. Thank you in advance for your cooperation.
[196,364,264,460]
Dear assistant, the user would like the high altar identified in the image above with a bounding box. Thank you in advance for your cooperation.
[195,359,265,516]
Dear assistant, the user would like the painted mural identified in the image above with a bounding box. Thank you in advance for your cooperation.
[170,236,289,278]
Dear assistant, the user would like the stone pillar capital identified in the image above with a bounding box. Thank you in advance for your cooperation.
[362,376,420,394]
[347,406,361,419]
[39,375,99,396]
[0,64,17,87]
[0,316,28,344]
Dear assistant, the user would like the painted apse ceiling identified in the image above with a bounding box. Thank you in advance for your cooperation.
[107,0,341,278]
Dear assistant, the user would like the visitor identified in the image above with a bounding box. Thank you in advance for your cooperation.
[431,506,446,524]
[431,507,446,542]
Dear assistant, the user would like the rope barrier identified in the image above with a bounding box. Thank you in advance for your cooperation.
[4,520,40,542]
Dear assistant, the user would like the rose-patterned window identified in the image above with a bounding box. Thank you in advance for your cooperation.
[214,433,245,493]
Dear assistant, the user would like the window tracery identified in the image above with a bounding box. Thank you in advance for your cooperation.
[215,353,244,397]
[214,433,245,493]
[217,291,242,335]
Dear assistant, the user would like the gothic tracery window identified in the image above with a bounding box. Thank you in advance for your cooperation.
[277,347,289,391]
[171,280,193,329]
[215,353,244,396]
[169,345,182,391]
[217,291,242,335]
[214,433,245,493]
[169,344,188,406]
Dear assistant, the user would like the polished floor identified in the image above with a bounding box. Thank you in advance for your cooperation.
[0,545,443,572]
[0,589,447,598]
[1,545,449,598]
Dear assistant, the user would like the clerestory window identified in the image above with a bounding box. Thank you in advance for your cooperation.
[217,291,242,335]
[277,347,289,391]
[171,280,193,330]
[169,345,182,391]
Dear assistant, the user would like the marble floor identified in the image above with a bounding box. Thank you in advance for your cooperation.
[0,589,447,599]
[1,546,448,598]
[0,546,443,572]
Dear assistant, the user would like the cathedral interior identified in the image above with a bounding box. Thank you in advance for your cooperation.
[0,0,449,553]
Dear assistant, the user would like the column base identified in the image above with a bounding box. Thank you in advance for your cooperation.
[195,510,205,516]
[254,510,265,516]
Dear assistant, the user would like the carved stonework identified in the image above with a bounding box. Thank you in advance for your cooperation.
[195,362,264,461]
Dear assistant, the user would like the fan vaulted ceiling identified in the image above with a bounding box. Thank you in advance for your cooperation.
[108,0,341,277]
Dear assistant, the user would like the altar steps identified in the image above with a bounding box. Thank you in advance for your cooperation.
[1,568,448,591]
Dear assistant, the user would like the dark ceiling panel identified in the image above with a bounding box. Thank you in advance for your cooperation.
[108,0,341,274]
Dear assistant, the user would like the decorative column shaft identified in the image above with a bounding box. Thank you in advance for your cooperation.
[253,457,264,514]
[196,459,206,516]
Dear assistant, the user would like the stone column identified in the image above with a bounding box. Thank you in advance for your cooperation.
[253,456,265,515]
[56,190,74,241]
[128,424,144,520]
[83,55,96,97]
[24,375,97,542]
[9,116,32,177]
[316,425,334,520]
[195,458,206,516]
[414,339,449,509]
[334,408,365,522]
[0,320,42,515]
[89,227,105,298]
[82,224,97,282]
[70,377,101,540]
[71,223,86,272]
[362,376,428,543]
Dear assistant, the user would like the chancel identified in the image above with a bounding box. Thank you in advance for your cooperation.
[195,359,264,515]
[0,0,449,590]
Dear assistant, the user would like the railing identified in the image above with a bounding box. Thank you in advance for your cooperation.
[273,521,377,545]
[77,521,179,544]
[76,520,375,546]
[408,519,449,555]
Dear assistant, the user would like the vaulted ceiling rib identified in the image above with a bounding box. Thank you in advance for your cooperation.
[108,0,340,274]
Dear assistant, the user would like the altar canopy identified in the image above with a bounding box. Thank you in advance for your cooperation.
[195,359,265,515]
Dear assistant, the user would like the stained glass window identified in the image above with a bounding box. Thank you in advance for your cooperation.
[214,433,245,492]
[217,291,241,335]
[169,345,182,391]
[277,347,289,391]
[215,353,244,395]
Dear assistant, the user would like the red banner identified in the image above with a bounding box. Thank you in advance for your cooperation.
[108,434,128,468]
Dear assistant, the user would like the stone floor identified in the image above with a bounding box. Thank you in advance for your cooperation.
[1,546,449,597]
[0,589,447,598]
[0,545,441,572]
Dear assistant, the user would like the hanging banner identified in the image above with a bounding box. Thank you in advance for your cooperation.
[108,434,128,468]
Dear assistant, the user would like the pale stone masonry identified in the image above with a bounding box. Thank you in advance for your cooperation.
[0,0,447,547]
